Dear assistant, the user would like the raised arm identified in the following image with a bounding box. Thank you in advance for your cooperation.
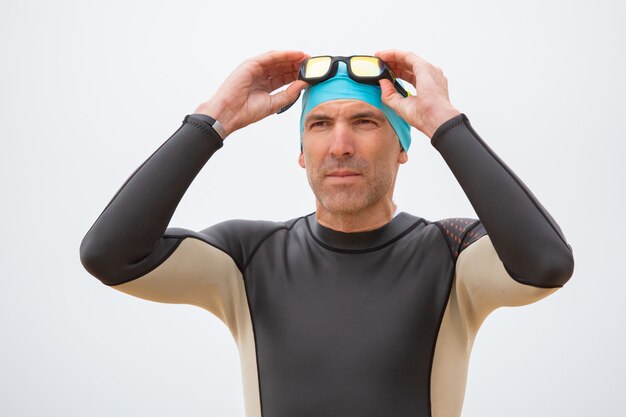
[79,51,308,303]
[430,114,573,287]
[376,49,574,323]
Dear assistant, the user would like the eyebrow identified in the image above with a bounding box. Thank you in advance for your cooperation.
[305,113,332,123]
[348,111,386,122]
[305,111,386,124]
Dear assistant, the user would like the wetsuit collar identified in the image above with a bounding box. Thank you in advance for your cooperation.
[306,212,423,252]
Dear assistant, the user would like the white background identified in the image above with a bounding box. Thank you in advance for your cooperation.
[1,0,625,416]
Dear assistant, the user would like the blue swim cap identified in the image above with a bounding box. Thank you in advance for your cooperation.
[300,62,411,151]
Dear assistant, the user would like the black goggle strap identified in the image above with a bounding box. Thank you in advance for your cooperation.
[376,61,410,98]
[391,79,410,98]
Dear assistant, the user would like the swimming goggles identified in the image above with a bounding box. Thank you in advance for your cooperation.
[302,55,408,95]
[278,55,409,113]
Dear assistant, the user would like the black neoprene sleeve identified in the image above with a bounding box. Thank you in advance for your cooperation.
[431,113,574,287]
[80,113,573,289]
[80,115,223,285]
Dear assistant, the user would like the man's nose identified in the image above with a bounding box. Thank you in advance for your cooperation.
[328,122,356,158]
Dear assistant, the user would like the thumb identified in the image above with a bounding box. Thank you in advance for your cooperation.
[379,79,405,114]
[270,80,308,114]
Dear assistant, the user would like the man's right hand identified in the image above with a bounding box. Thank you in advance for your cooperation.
[194,50,309,139]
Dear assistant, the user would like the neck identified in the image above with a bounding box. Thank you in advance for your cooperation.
[315,199,398,232]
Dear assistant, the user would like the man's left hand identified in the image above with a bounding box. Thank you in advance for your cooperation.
[375,49,461,139]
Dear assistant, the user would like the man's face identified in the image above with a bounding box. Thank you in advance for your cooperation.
[299,100,408,215]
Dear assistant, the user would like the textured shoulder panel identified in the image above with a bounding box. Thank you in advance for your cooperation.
[433,217,487,260]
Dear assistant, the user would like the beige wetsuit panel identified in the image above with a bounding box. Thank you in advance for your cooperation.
[113,237,262,417]
[430,235,558,417]
[109,234,559,417]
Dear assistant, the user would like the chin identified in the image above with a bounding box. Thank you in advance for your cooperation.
[309,175,393,216]
[318,192,374,215]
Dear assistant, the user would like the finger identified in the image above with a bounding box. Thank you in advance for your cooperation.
[376,50,420,87]
[380,56,414,73]
[268,70,300,92]
[254,50,309,70]
[379,78,405,113]
[238,50,306,81]
[387,66,416,86]
[383,50,445,84]
[269,80,308,113]
[375,49,424,67]
[381,53,444,91]
[263,60,305,78]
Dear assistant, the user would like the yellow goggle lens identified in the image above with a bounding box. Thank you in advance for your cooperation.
[305,56,332,78]
[350,56,383,77]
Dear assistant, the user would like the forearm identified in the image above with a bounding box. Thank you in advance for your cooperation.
[80,115,223,285]
[432,114,574,287]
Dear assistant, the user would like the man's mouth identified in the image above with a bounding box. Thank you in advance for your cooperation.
[324,170,363,184]
[327,170,361,177]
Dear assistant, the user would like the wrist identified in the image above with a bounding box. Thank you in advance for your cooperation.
[422,106,462,140]
[194,100,235,139]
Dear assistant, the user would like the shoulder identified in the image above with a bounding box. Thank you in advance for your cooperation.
[192,215,308,270]
[431,217,487,260]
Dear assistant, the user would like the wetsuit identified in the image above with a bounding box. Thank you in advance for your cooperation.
[80,113,574,417]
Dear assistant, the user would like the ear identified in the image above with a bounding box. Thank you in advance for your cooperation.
[398,150,408,164]
[298,151,306,168]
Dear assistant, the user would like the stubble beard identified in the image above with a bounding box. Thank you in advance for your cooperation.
[307,156,394,216]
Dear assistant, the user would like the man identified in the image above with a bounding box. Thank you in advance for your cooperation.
[80,50,574,417]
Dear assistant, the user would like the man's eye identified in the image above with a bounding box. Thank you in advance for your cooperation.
[310,121,327,128]
[356,119,376,126]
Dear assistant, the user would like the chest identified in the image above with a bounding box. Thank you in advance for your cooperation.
[244,233,454,356]
[238,225,455,417]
